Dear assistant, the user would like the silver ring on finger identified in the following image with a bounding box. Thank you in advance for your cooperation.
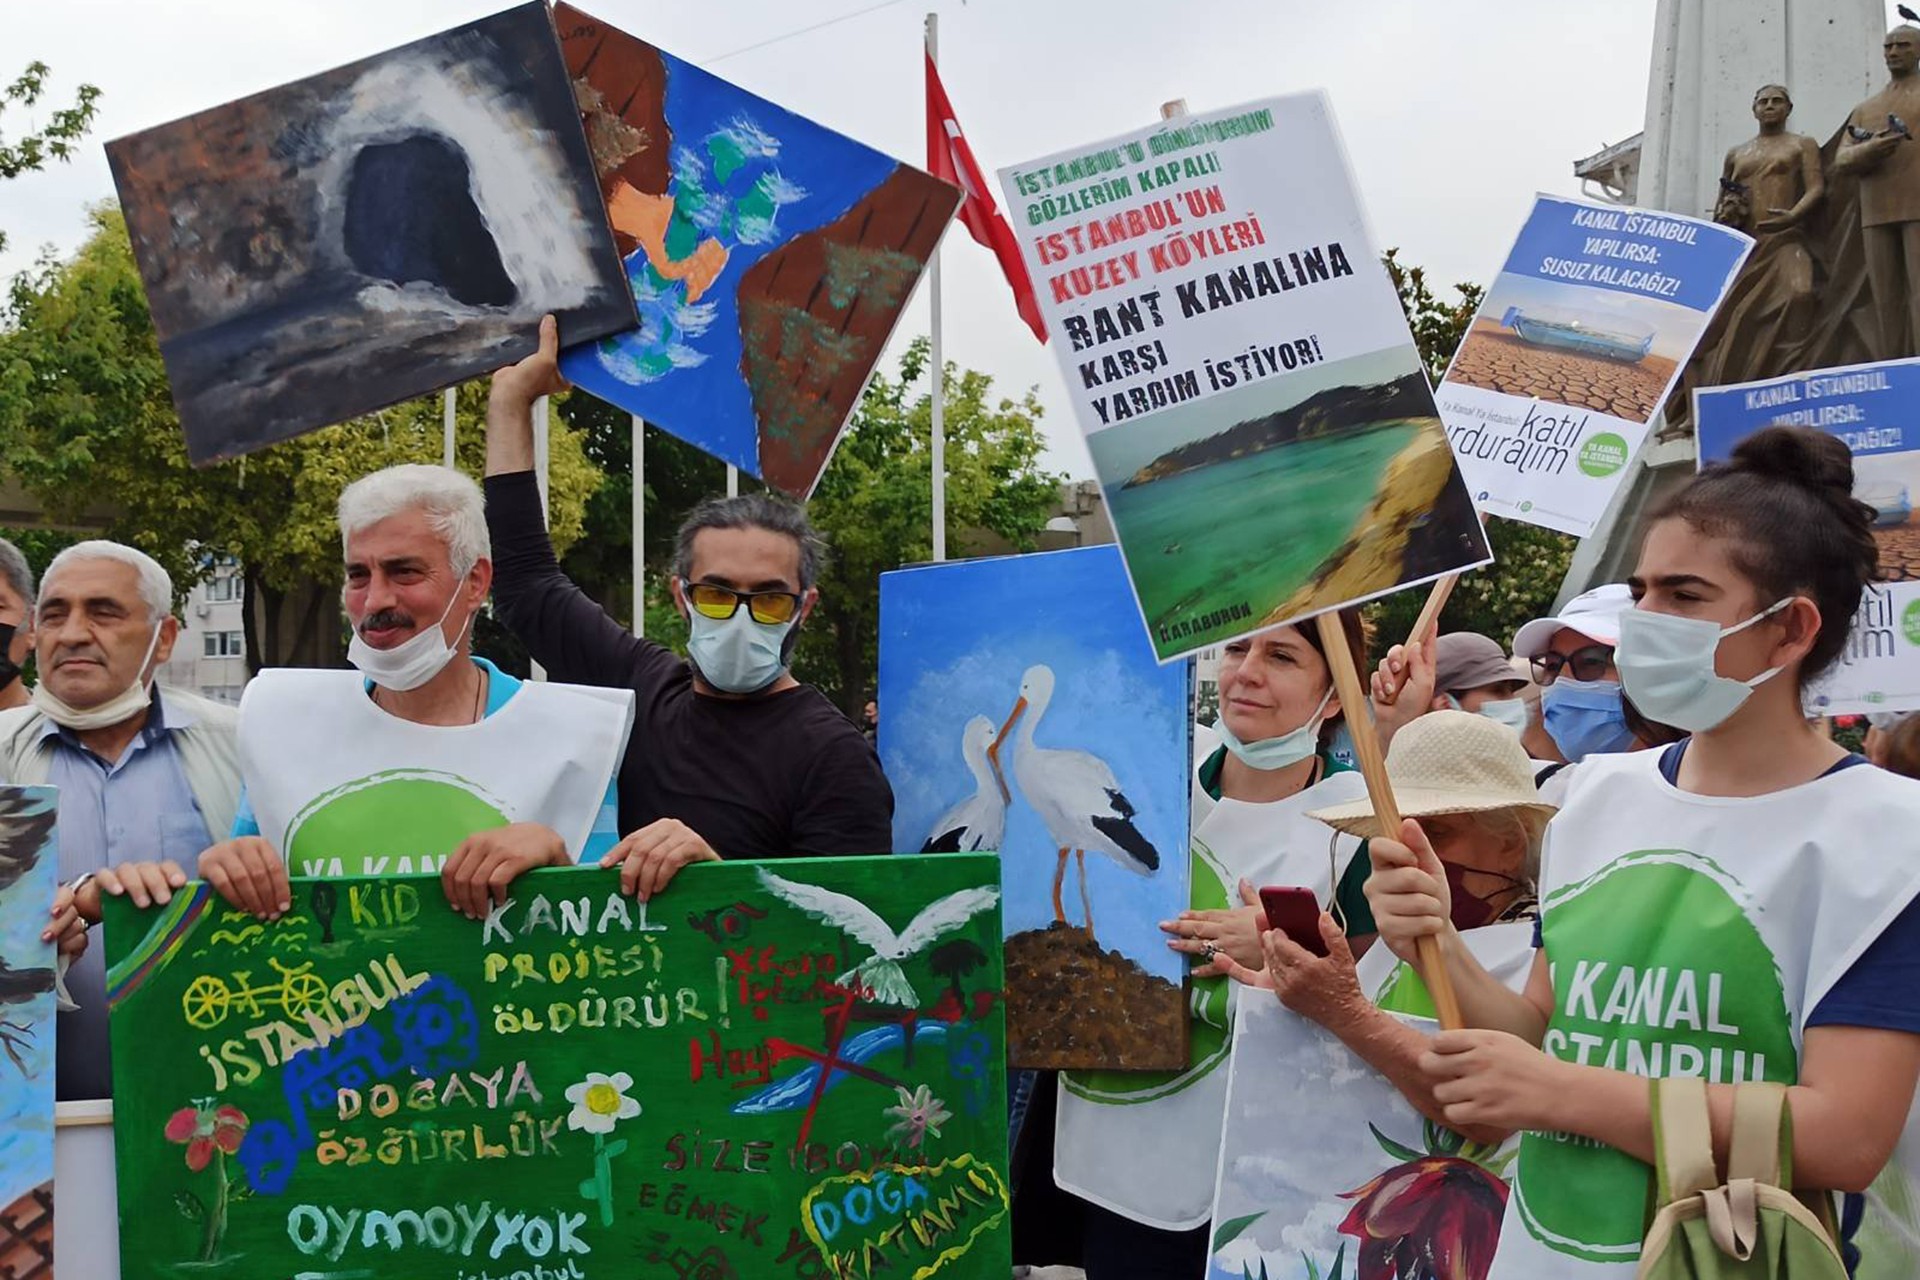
[1199,942,1218,963]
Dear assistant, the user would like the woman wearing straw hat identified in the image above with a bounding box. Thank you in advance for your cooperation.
[1225,709,1551,1125]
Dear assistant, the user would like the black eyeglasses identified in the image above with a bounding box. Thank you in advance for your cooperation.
[686,582,802,625]
[1530,644,1613,686]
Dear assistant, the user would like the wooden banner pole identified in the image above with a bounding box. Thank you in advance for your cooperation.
[1408,573,1457,649]
[1313,611,1465,1031]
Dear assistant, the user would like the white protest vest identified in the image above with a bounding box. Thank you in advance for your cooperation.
[1355,917,1540,1019]
[239,668,634,875]
[1209,922,1537,1278]
[1053,749,1367,1230]
[1490,751,1920,1280]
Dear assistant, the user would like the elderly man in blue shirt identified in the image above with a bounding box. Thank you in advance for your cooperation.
[0,540,240,1100]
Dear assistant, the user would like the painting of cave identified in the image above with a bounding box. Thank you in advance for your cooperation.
[554,4,962,498]
[106,2,635,464]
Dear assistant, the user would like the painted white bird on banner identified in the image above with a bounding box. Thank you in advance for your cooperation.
[755,868,999,1007]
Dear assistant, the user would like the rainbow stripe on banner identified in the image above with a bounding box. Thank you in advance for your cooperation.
[106,883,212,1010]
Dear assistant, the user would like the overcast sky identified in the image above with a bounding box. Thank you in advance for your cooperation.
[4,0,1683,479]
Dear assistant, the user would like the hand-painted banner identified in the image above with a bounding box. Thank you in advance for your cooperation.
[1436,195,1752,536]
[1696,359,1920,715]
[103,859,1008,1280]
[554,3,961,498]
[999,93,1491,662]
[0,788,57,1276]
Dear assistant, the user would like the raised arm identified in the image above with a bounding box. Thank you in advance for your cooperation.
[483,318,671,688]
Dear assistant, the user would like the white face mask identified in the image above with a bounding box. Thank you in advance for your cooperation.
[1450,693,1531,735]
[1216,687,1333,772]
[33,621,164,731]
[686,608,791,695]
[1616,599,1791,733]
[347,587,470,693]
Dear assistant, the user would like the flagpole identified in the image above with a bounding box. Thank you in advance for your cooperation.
[926,11,947,563]
[632,415,646,638]
[442,387,456,468]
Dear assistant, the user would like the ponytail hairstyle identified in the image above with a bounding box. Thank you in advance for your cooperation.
[1648,426,1877,684]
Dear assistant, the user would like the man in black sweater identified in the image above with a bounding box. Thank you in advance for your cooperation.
[483,318,894,896]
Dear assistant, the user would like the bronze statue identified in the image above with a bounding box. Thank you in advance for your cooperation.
[1720,84,1823,334]
[1835,26,1920,358]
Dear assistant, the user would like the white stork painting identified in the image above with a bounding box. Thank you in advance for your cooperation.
[879,546,1192,1071]
[0,787,60,1228]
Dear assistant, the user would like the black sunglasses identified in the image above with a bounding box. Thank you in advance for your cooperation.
[1530,644,1613,686]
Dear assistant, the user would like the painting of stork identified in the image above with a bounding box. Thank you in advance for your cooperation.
[880,546,1192,1070]
[0,787,58,1271]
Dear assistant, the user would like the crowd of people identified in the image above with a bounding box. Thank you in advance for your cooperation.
[6,318,1919,1278]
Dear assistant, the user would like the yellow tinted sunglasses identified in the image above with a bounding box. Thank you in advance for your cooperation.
[687,582,801,625]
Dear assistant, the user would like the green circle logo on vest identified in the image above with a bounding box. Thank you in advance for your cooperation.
[1577,432,1630,478]
[1517,849,1796,1262]
[1062,839,1230,1106]
[286,769,511,877]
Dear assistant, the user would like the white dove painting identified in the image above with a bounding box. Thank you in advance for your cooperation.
[880,545,1193,1071]
[756,868,1000,1007]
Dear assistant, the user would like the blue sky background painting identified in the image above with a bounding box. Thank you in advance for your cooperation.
[0,788,57,1210]
[880,548,1190,986]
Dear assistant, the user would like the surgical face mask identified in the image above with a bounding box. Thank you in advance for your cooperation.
[1216,687,1333,772]
[686,608,792,695]
[33,621,163,731]
[0,622,20,693]
[347,588,469,693]
[1449,693,1530,735]
[1616,600,1791,733]
[1541,677,1636,760]
[1444,861,1529,931]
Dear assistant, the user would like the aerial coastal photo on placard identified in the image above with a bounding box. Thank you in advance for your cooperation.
[1090,343,1486,655]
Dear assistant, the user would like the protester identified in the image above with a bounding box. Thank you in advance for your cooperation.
[484,318,892,890]
[1055,611,1372,1279]
[172,464,632,925]
[0,540,240,1100]
[1366,426,1920,1278]
[1508,656,1564,764]
[1879,713,1920,780]
[1370,630,1531,749]
[1222,709,1551,1141]
[1510,583,1644,763]
[0,537,34,713]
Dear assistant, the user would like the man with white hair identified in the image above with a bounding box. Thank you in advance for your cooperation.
[0,539,241,1099]
[184,464,632,925]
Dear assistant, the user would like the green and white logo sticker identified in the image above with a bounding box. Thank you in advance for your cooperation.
[1577,432,1630,478]
[1901,599,1920,647]
[287,768,511,877]
[1517,849,1796,1262]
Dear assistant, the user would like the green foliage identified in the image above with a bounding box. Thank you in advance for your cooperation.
[796,336,1063,710]
[0,63,101,255]
[1364,250,1574,651]
[0,204,601,665]
[1213,1211,1268,1251]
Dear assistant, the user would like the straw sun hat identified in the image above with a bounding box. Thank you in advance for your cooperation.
[1307,709,1558,838]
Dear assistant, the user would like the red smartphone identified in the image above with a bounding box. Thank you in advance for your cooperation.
[1258,885,1329,957]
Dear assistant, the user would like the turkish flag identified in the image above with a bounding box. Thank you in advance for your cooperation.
[925,52,1046,343]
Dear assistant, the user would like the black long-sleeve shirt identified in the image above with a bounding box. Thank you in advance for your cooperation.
[484,470,894,859]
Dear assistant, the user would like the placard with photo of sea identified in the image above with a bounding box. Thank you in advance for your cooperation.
[1000,92,1491,662]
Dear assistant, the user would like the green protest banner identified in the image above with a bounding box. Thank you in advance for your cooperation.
[102,857,1008,1280]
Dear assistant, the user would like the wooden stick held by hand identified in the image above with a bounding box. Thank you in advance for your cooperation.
[1313,610,1465,1031]
[1409,574,1457,649]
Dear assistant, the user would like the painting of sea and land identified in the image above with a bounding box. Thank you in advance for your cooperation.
[1089,345,1489,660]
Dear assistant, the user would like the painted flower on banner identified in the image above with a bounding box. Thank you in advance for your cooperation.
[884,1084,952,1149]
[164,1102,249,1171]
[1338,1121,1511,1280]
[566,1071,642,1134]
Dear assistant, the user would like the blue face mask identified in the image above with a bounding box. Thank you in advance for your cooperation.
[685,608,792,694]
[1216,687,1332,772]
[1447,693,1531,735]
[1540,677,1636,760]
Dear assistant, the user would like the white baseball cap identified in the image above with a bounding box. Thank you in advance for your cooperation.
[1511,583,1634,660]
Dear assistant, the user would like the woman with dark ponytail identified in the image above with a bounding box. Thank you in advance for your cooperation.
[1364,426,1920,1277]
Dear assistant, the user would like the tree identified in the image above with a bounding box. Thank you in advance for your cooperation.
[798,337,1062,710]
[0,63,101,255]
[1366,250,1576,651]
[0,204,602,669]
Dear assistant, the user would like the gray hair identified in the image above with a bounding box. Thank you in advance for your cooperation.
[338,464,490,576]
[672,494,824,592]
[0,537,34,610]
[41,540,173,622]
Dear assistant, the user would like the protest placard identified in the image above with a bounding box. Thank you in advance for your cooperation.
[999,94,1490,663]
[0,788,57,1276]
[103,860,1008,1280]
[1435,195,1752,537]
[1696,358,1920,715]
